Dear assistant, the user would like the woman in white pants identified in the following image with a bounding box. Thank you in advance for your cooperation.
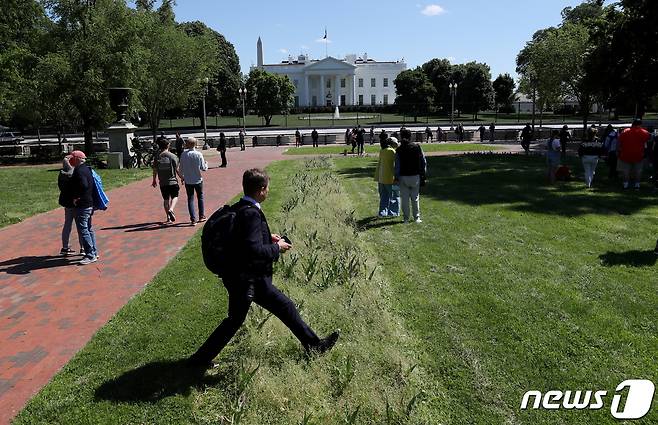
[578,127,604,188]
[394,129,427,223]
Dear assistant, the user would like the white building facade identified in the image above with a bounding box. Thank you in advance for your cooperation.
[255,38,406,108]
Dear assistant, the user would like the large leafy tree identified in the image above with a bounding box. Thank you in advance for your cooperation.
[394,68,436,122]
[245,68,295,126]
[492,73,515,111]
[450,62,494,118]
[179,21,241,123]
[420,58,452,112]
[134,12,217,140]
[41,0,145,153]
[0,0,47,125]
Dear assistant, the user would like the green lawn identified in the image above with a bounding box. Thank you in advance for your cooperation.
[284,143,503,156]
[14,155,658,424]
[0,166,152,228]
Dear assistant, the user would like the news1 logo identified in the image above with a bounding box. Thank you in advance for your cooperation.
[520,380,655,419]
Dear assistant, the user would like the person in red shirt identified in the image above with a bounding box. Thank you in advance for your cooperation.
[618,118,651,190]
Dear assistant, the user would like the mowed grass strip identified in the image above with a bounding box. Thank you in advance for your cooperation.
[15,158,438,424]
[283,143,503,156]
[0,166,152,228]
[337,154,658,424]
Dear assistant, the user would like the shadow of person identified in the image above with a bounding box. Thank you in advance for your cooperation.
[0,255,77,275]
[599,250,658,267]
[94,359,224,403]
[356,216,402,231]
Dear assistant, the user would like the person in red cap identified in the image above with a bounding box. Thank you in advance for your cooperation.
[618,119,651,190]
[69,150,99,265]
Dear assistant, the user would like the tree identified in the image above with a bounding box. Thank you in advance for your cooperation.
[492,74,515,111]
[394,68,436,122]
[135,14,216,140]
[0,0,46,124]
[41,0,146,153]
[420,58,452,112]
[450,62,494,119]
[179,21,241,123]
[245,68,295,126]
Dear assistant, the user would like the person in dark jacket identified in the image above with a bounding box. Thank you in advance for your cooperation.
[175,132,184,158]
[58,155,82,256]
[69,150,99,265]
[559,125,571,159]
[395,129,427,223]
[218,132,227,167]
[578,126,604,188]
[188,169,339,369]
[356,126,365,155]
[311,129,319,147]
[379,129,388,148]
[520,124,533,154]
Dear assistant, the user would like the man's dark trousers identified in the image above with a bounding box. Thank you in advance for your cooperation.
[190,276,320,362]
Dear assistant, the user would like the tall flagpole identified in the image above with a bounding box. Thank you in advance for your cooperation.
[324,27,328,58]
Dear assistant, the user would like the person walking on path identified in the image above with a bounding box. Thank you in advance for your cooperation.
[374,137,400,217]
[489,123,495,143]
[179,137,209,226]
[175,132,185,158]
[559,125,571,159]
[425,126,433,143]
[295,129,301,147]
[437,126,444,142]
[379,129,388,147]
[188,169,339,369]
[478,125,486,143]
[69,150,99,265]
[152,138,182,224]
[217,132,227,167]
[356,125,365,155]
[520,124,533,154]
[602,124,619,180]
[370,126,375,145]
[455,123,464,142]
[546,130,561,185]
[578,127,604,188]
[239,130,246,151]
[618,118,651,190]
[395,129,427,223]
[58,154,82,256]
[311,129,319,147]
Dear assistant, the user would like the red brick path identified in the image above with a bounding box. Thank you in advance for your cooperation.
[0,147,286,424]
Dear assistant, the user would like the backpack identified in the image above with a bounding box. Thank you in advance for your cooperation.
[91,169,109,211]
[201,203,252,277]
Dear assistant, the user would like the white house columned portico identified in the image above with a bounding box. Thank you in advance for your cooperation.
[254,38,406,108]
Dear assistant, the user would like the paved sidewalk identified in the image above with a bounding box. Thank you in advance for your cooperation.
[0,147,285,424]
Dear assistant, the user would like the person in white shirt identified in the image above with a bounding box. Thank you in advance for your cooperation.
[546,130,562,184]
[179,137,209,226]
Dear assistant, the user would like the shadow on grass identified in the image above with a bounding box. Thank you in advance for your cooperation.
[0,255,77,275]
[356,216,403,230]
[95,359,224,403]
[599,250,658,267]
[339,154,656,217]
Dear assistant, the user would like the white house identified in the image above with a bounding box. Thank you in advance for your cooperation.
[254,37,406,107]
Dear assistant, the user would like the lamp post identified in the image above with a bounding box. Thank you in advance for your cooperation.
[239,87,247,134]
[202,77,209,149]
[449,82,458,130]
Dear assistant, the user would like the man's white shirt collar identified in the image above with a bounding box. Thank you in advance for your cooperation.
[242,196,261,210]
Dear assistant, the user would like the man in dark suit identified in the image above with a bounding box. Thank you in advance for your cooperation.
[189,169,339,368]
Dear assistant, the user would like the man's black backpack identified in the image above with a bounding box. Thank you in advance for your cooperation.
[201,203,251,277]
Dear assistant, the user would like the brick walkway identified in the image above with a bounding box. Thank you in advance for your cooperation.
[0,147,286,424]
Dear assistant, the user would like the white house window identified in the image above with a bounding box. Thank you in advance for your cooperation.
[358,95,364,106]
[294,96,299,107]
[340,94,346,105]
[340,78,346,88]
[383,78,388,87]
[326,79,331,88]
[383,94,389,105]
[312,96,317,106]
[293,79,299,88]
[358,78,364,88]
[371,78,376,87]
[371,94,376,105]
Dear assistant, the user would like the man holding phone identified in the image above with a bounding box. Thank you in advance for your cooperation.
[189,168,339,368]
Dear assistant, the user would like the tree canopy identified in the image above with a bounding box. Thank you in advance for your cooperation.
[245,68,295,126]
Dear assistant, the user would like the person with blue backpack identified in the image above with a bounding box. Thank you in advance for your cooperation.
[69,150,99,265]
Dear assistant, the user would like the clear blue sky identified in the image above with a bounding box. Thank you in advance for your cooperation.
[167,0,586,80]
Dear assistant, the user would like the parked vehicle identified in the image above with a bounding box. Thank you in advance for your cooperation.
[0,131,24,145]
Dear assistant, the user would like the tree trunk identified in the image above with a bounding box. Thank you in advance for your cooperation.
[265,115,272,126]
[83,124,94,156]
